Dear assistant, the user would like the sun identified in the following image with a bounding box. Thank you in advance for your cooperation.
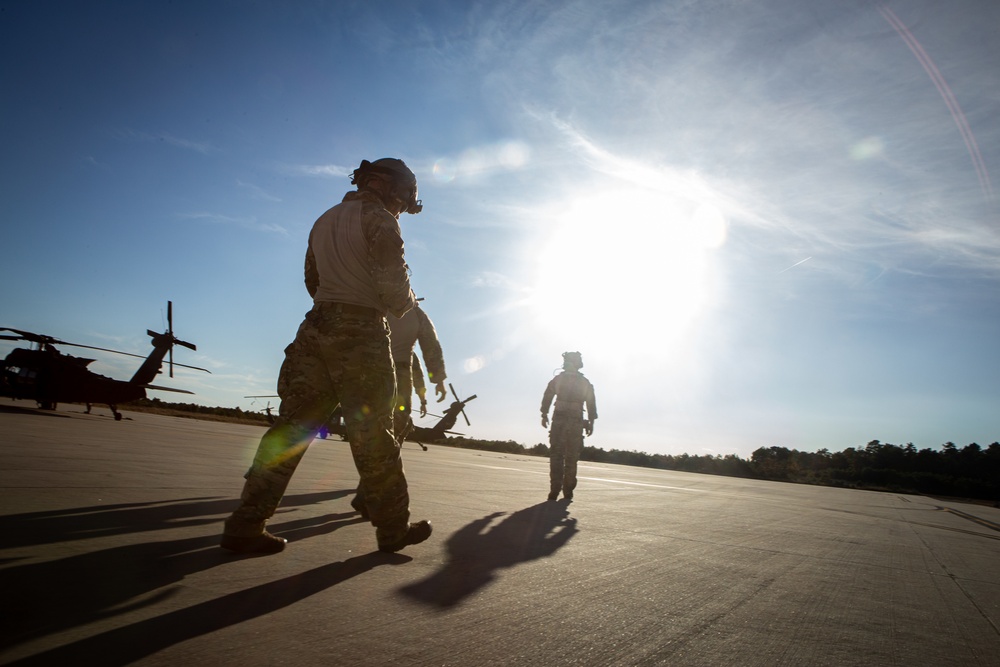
[529,187,726,363]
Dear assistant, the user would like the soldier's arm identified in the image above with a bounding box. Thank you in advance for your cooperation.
[411,353,427,394]
[586,380,598,421]
[365,207,416,317]
[304,240,319,299]
[540,377,558,415]
[412,354,430,417]
[415,307,447,385]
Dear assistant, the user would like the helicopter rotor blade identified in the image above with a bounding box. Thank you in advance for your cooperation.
[167,301,174,377]
[3,302,211,381]
[9,333,152,361]
[0,328,59,346]
[449,383,472,426]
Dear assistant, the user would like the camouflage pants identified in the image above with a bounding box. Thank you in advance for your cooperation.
[224,303,410,548]
[392,363,414,444]
[354,355,413,508]
[548,413,584,496]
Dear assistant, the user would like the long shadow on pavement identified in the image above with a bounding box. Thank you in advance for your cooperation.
[399,500,578,608]
[4,550,407,666]
[1,491,367,655]
[0,490,352,550]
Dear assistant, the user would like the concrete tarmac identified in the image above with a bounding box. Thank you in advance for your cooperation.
[1,399,998,666]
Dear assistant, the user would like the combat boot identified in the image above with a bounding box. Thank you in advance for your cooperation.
[378,520,433,553]
[220,530,287,554]
[547,492,558,501]
[351,494,370,520]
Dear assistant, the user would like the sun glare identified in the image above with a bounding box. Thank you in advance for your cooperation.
[530,188,725,362]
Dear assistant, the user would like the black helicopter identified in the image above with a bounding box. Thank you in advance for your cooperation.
[410,383,477,442]
[1,301,210,420]
[244,383,477,449]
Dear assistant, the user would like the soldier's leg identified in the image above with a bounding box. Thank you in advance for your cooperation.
[333,319,426,550]
[354,361,409,518]
[562,423,585,498]
[548,424,566,500]
[341,371,412,546]
[223,323,337,546]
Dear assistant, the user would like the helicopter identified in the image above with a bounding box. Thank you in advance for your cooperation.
[242,383,477,450]
[1,301,210,421]
[410,383,477,443]
[244,396,277,424]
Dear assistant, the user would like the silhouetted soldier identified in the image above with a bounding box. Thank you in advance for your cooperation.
[351,301,448,517]
[389,302,448,441]
[221,157,432,555]
[540,351,597,501]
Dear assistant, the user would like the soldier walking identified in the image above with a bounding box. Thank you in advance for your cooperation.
[540,351,598,501]
[351,300,448,517]
[221,157,432,555]
[389,301,448,442]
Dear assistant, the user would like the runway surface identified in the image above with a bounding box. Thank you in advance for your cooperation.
[1,399,999,666]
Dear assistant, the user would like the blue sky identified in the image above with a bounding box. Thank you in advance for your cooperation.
[2,0,998,458]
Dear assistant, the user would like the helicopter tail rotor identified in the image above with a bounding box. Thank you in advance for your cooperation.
[154,301,197,378]
[449,383,477,427]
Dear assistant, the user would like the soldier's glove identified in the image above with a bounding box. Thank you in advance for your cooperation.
[541,414,549,429]
[435,381,447,403]
[419,399,428,418]
[585,420,594,436]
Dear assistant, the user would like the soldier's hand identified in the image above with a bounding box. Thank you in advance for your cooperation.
[541,414,549,429]
[585,420,594,436]
[419,399,428,418]
[435,381,447,403]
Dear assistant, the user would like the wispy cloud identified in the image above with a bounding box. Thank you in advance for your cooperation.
[82,155,110,170]
[178,212,288,235]
[284,163,354,178]
[539,114,1000,280]
[446,1,999,285]
[113,128,218,155]
[426,141,531,184]
[472,271,519,289]
[237,180,281,202]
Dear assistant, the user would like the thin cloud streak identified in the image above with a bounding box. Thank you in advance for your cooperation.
[178,212,288,236]
[287,163,354,178]
[113,128,217,155]
[778,257,813,274]
[237,180,282,202]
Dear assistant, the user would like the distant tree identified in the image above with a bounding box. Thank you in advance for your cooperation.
[751,446,796,481]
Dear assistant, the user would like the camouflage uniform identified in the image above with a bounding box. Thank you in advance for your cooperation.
[224,189,417,549]
[388,304,447,443]
[352,304,446,510]
[541,369,597,499]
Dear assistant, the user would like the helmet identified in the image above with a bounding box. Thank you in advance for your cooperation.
[562,351,583,370]
[351,158,423,214]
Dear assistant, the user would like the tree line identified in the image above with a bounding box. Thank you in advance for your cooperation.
[433,437,1000,502]
[129,398,999,502]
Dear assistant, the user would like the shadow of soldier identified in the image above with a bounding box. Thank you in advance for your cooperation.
[0,489,355,550]
[399,500,577,608]
[4,551,409,667]
[1,491,365,652]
